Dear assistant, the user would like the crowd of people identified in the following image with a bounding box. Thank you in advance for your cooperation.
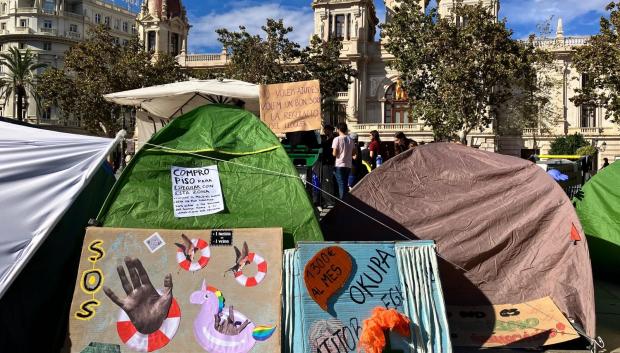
[318,125,423,204]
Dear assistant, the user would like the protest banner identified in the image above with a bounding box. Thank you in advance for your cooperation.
[259,80,322,133]
[447,297,579,347]
[68,227,283,353]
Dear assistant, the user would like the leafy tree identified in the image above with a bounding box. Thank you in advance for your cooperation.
[0,47,46,121]
[381,0,540,142]
[37,25,186,136]
[571,2,620,125]
[499,18,563,147]
[214,19,356,113]
[549,133,589,155]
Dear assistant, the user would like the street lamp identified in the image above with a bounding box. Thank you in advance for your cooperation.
[600,141,607,152]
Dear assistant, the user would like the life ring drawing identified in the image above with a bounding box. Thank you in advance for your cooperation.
[176,237,210,272]
[234,252,268,287]
[116,296,181,352]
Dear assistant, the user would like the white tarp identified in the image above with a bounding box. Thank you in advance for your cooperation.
[0,121,121,298]
[103,79,261,119]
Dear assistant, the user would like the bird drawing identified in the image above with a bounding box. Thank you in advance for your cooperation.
[175,234,197,263]
[190,280,276,353]
[225,241,251,276]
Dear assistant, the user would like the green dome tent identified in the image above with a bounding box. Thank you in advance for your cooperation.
[96,104,323,248]
[574,161,620,275]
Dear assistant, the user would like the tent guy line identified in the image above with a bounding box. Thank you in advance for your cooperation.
[141,141,599,345]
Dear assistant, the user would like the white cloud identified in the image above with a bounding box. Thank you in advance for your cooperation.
[187,3,314,53]
[502,0,608,25]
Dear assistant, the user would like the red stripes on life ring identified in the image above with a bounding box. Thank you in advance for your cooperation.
[117,297,181,352]
[234,252,268,287]
[176,238,210,272]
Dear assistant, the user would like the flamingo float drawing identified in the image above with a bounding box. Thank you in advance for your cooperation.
[190,280,276,353]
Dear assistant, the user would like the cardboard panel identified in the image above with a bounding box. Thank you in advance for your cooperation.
[259,80,322,133]
[67,227,283,353]
[296,242,410,353]
[448,297,579,347]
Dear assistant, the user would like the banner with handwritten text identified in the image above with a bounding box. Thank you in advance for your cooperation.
[259,80,322,133]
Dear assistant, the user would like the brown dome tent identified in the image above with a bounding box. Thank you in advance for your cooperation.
[321,143,595,347]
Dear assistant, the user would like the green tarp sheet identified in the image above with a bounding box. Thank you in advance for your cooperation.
[96,104,323,248]
[574,161,620,274]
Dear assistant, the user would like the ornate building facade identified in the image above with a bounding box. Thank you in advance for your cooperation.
[0,0,137,122]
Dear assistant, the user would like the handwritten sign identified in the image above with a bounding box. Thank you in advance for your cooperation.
[259,80,322,133]
[447,296,578,348]
[304,246,353,311]
[171,165,224,218]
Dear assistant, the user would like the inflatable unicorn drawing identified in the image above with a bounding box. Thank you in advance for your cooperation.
[190,280,276,353]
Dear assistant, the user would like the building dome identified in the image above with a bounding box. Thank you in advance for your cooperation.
[147,0,182,19]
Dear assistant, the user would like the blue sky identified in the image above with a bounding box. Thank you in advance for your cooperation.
[167,0,609,53]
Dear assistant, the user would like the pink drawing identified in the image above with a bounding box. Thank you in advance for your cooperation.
[190,280,276,353]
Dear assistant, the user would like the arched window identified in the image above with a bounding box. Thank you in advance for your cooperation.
[384,82,411,124]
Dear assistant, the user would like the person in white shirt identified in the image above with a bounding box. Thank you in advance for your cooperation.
[332,123,357,199]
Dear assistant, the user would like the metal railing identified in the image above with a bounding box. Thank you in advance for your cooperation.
[66,31,81,39]
[39,27,57,35]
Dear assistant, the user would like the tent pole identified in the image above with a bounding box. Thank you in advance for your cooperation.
[167,93,199,120]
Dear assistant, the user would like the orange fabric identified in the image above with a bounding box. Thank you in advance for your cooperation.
[358,307,411,353]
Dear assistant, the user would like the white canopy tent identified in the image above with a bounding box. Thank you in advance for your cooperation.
[0,121,123,298]
[104,78,261,118]
[104,79,261,150]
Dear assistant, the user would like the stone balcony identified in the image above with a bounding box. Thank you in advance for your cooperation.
[177,52,229,68]
[352,122,432,135]
[568,127,619,136]
[39,27,58,35]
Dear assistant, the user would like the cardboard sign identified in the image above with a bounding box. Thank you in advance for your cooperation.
[303,246,353,311]
[171,165,224,217]
[447,296,578,348]
[68,227,283,353]
[259,80,322,133]
[297,243,409,353]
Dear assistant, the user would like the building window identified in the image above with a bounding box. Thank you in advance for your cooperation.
[43,0,55,13]
[170,33,179,56]
[122,39,128,46]
[147,31,156,52]
[94,13,101,24]
[104,16,110,27]
[43,20,52,29]
[18,42,25,49]
[43,42,52,51]
[19,19,28,27]
[69,23,78,32]
[346,14,351,40]
[1,3,6,14]
[581,74,597,128]
[114,18,120,30]
[131,24,136,34]
[0,22,6,30]
[326,102,347,126]
[122,21,128,32]
[384,82,412,124]
[41,106,51,120]
[334,14,345,39]
[581,105,596,128]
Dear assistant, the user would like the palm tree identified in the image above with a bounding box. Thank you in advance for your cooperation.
[0,47,46,121]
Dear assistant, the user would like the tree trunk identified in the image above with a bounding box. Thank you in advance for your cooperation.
[16,89,23,121]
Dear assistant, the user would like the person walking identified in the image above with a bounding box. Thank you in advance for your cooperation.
[319,125,337,207]
[394,131,412,155]
[601,157,610,169]
[368,130,381,169]
[332,123,357,199]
